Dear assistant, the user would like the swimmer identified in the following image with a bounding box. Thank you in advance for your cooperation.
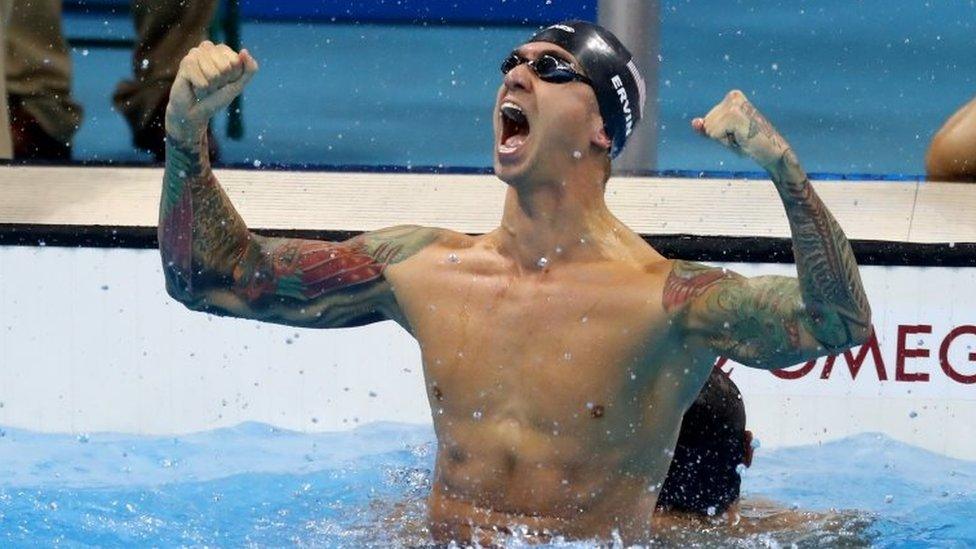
[926,94,976,181]
[655,367,753,521]
[159,22,871,545]
[653,370,871,545]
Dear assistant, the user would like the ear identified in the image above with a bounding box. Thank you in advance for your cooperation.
[591,122,612,152]
[742,430,754,468]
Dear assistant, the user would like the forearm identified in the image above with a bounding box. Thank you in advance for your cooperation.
[158,133,253,298]
[767,149,871,350]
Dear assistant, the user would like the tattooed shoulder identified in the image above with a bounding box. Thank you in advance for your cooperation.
[662,260,740,313]
[351,225,444,265]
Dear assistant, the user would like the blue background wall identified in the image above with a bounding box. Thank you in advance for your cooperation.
[238,0,596,24]
[66,0,598,25]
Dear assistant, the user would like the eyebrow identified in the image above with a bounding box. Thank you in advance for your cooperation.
[514,46,576,67]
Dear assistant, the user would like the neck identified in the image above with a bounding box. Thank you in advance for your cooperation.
[496,168,619,270]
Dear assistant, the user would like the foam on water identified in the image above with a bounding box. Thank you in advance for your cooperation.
[0,422,973,547]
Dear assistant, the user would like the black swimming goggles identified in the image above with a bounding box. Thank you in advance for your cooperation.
[500,52,593,86]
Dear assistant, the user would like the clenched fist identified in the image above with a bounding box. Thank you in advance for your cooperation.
[692,90,790,170]
[165,41,259,147]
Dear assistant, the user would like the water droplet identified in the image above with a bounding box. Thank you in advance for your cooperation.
[563,352,573,361]
[472,410,483,420]
[581,316,588,323]
[706,505,716,516]
[49,501,59,510]
[252,159,262,168]
[572,150,582,159]
[141,58,150,69]
[736,463,747,474]
[555,245,563,254]
[537,257,549,268]
[884,494,894,504]
[447,253,460,264]
[909,410,918,418]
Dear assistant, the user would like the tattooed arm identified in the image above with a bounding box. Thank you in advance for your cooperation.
[159,42,440,329]
[663,91,872,369]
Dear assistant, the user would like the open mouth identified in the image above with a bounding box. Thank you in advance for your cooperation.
[499,101,530,155]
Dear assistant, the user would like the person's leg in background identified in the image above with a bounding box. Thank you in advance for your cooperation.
[5,0,82,160]
[113,0,218,162]
[0,0,12,159]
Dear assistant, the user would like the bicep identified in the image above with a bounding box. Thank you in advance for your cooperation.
[687,275,828,369]
[184,236,392,328]
[187,225,439,329]
[664,261,830,370]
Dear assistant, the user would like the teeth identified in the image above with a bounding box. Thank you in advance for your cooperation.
[501,101,525,122]
[502,101,522,113]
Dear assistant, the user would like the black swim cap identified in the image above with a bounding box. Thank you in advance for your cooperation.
[657,368,748,516]
[528,21,646,158]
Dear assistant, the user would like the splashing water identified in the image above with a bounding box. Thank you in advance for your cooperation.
[0,423,972,546]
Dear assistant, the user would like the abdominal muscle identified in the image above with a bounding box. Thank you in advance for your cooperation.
[425,413,669,544]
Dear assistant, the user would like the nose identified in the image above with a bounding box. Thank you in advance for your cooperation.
[503,63,534,93]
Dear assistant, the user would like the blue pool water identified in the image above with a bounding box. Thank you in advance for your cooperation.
[0,422,973,547]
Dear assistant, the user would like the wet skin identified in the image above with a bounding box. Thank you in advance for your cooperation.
[388,228,712,542]
[160,41,870,544]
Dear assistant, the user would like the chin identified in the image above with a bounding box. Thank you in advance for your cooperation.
[494,140,548,187]
[494,158,534,188]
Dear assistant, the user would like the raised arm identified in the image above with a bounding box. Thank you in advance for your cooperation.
[926,94,976,181]
[159,42,440,329]
[664,91,871,369]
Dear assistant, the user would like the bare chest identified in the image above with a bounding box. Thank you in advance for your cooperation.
[398,266,677,421]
